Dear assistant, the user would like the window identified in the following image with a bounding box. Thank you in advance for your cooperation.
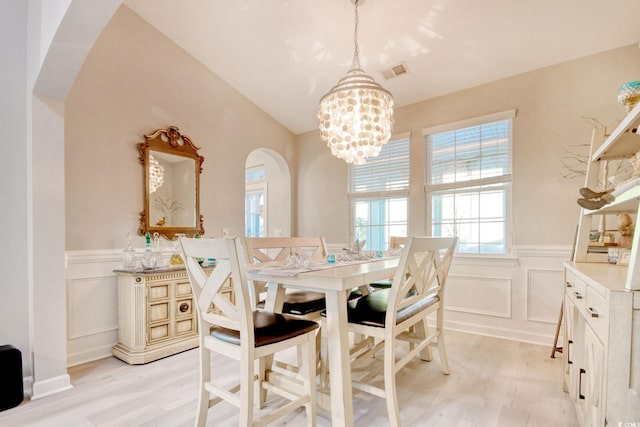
[348,137,409,251]
[424,111,514,254]
[245,166,266,237]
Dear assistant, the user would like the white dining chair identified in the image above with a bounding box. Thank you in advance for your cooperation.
[244,236,328,318]
[338,236,458,427]
[370,236,408,289]
[180,237,318,427]
[244,236,333,401]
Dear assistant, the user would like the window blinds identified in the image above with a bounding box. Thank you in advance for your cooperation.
[426,119,512,186]
[348,138,410,194]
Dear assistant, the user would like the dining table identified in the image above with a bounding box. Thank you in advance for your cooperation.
[246,255,400,427]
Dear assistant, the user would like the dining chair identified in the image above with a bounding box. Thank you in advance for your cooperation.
[369,236,407,289]
[180,237,318,427]
[389,236,407,251]
[244,236,329,318]
[340,236,457,427]
[246,235,365,393]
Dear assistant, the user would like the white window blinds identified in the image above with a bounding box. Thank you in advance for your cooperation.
[348,138,410,194]
[426,119,512,188]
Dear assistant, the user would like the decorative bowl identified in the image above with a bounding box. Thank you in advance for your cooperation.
[617,81,640,112]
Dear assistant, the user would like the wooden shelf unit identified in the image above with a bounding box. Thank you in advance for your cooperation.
[591,101,640,161]
[574,106,640,291]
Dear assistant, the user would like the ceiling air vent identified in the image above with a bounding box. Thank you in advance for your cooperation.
[380,62,409,80]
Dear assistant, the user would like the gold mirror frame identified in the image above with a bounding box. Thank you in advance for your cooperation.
[138,126,205,239]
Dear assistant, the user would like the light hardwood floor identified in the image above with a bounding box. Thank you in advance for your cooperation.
[0,331,578,426]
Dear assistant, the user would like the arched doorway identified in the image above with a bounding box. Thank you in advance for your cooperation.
[245,149,291,237]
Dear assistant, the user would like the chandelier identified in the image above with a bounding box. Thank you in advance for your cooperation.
[148,153,164,193]
[318,0,394,165]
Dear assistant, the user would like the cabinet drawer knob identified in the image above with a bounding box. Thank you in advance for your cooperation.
[573,291,583,299]
[179,302,190,313]
[586,306,599,318]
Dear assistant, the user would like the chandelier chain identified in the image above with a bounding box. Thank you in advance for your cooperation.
[351,0,361,70]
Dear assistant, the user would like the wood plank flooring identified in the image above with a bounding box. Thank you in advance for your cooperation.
[0,331,578,426]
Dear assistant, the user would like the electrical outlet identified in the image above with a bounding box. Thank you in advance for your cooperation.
[222,228,229,237]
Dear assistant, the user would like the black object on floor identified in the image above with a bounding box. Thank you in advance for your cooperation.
[0,345,24,412]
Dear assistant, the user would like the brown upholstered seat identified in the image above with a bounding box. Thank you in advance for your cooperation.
[346,288,438,328]
[245,236,329,318]
[212,310,319,347]
[257,291,326,315]
[262,289,365,315]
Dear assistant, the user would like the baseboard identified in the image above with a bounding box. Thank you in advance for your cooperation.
[67,343,116,368]
[22,375,33,398]
[440,319,555,347]
[30,374,73,400]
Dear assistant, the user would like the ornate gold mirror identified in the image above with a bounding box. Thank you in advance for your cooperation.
[138,126,204,239]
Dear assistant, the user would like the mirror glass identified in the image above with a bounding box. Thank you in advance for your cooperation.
[138,126,204,239]
[148,150,196,227]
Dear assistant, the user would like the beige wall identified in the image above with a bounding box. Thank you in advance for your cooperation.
[295,131,350,242]
[297,44,640,247]
[65,5,296,250]
[66,5,639,250]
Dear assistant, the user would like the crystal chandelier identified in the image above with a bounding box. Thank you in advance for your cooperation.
[318,0,394,165]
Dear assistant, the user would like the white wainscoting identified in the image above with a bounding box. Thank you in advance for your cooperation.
[525,268,564,324]
[446,274,512,318]
[442,245,570,345]
[66,249,122,367]
[67,275,119,340]
[65,244,572,366]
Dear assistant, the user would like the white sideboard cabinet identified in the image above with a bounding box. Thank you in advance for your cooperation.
[112,266,222,364]
[563,262,640,426]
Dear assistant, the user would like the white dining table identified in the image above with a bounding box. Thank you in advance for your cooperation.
[246,257,400,427]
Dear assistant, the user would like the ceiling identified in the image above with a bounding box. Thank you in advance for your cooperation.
[125,0,640,135]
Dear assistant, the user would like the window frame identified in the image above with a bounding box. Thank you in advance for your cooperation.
[424,109,516,256]
[245,166,267,238]
[349,193,409,251]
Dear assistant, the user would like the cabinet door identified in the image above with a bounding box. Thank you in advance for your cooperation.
[565,294,584,402]
[564,294,575,378]
[584,324,605,427]
[147,282,171,344]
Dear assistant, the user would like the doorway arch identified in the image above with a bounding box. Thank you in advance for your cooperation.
[245,148,291,237]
